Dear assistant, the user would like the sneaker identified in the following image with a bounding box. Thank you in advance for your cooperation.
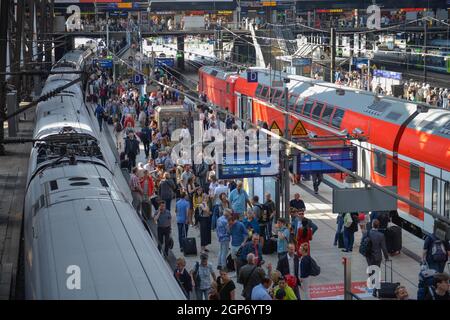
[341,249,349,253]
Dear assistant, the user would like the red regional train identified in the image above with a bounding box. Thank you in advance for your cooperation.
[198,66,450,238]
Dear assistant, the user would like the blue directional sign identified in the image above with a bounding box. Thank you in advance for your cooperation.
[352,57,369,69]
[247,71,258,83]
[373,69,402,80]
[154,57,175,68]
[297,146,357,174]
[133,74,145,85]
[98,59,113,69]
[216,148,279,179]
[292,57,312,66]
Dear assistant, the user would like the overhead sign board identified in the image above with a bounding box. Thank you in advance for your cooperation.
[98,59,113,69]
[291,120,307,137]
[352,57,369,69]
[373,69,402,80]
[216,149,279,180]
[154,57,175,68]
[270,121,281,136]
[332,186,398,213]
[247,70,258,83]
[297,146,357,174]
[292,57,312,67]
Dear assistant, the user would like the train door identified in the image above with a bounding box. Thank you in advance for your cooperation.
[441,170,450,220]
[424,165,441,234]
[237,94,252,130]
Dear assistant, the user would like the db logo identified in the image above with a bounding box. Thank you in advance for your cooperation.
[66,265,81,290]
[366,265,382,290]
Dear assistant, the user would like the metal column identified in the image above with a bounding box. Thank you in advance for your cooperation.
[0,0,11,154]
[330,28,336,83]
[283,86,290,219]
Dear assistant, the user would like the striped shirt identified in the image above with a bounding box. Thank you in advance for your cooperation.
[130,174,140,191]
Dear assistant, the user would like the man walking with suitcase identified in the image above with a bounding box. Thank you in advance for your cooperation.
[366,219,389,267]
[176,193,190,252]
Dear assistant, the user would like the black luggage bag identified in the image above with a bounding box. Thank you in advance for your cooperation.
[262,238,277,255]
[338,232,345,249]
[373,260,400,299]
[183,237,198,256]
[385,225,402,254]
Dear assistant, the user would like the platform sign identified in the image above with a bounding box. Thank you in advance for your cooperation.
[98,59,113,69]
[154,57,175,68]
[352,57,369,69]
[291,120,307,137]
[133,74,145,85]
[216,149,279,180]
[297,146,357,174]
[247,70,258,83]
[332,186,398,213]
[373,69,402,80]
[270,121,281,136]
[292,57,312,67]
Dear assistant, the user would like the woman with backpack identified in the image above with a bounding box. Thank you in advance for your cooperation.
[343,212,359,252]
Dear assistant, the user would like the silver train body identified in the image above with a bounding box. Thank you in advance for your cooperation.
[24,50,185,299]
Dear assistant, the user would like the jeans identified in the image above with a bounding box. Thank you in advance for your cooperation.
[157,226,171,256]
[218,240,230,269]
[196,288,209,300]
[164,198,172,212]
[334,215,344,245]
[211,205,220,230]
[427,260,447,273]
[312,173,323,192]
[143,140,150,158]
[127,153,136,171]
[97,117,103,132]
[177,223,189,249]
[131,191,142,215]
[343,228,355,251]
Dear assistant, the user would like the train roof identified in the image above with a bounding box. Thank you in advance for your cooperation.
[201,66,450,140]
[27,164,185,299]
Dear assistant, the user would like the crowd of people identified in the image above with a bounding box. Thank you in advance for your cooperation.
[87,60,449,301]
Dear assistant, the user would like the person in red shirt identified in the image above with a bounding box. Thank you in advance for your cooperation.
[140,170,154,200]
[296,219,313,256]
[124,114,135,129]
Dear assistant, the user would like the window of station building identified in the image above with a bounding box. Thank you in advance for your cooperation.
[432,177,438,212]
[331,108,345,128]
[373,150,386,176]
[444,182,450,219]
[410,164,421,192]
[302,100,314,116]
[312,102,325,120]
[260,86,269,99]
[320,105,334,125]
[255,84,263,97]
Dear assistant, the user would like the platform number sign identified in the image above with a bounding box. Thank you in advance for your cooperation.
[133,74,145,85]
[66,5,81,32]
[247,71,258,83]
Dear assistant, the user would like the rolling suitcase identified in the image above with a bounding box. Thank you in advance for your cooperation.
[182,237,197,256]
[338,232,345,249]
[385,225,402,254]
[262,238,277,255]
[373,259,400,299]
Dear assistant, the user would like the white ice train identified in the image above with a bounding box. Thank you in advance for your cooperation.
[24,49,185,299]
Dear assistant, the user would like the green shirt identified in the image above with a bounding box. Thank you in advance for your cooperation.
[274,285,297,300]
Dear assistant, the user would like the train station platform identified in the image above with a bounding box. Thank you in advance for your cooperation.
[101,105,425,300]
[0,109,34,300]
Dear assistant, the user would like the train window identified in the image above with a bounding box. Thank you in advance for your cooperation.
[49,180,58,191]
[302,100,314,116]
[255,84,263,97]
[410,164,421,192]
[261,86,269,99]
[444,182,450,219]
[270,89,278,103]
[373,150,386,176]
[321,106,334,124]
[432,178,438,212]
[439,121,450,136]
[274,90,282,103]
[331,108,345,128]
[226,83,230,94]
[312,102,325,120]
[288,95,298,111]
[295,99,304,113]
[210,70,218,77]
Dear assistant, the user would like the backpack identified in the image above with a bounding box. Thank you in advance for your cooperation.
[309,257,321,276]
[344,213,353,228]
[431,239,447,263]
[359,231,373,257]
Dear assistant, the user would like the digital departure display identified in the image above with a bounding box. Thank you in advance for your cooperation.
[297,146,357,174]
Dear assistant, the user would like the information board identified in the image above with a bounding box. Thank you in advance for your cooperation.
[216,149,279,179]
[297,146,357,174]
[154,57,175,68]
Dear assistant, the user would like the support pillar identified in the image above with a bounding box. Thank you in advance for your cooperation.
[177,35,184,70]
[0,0,11,154]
